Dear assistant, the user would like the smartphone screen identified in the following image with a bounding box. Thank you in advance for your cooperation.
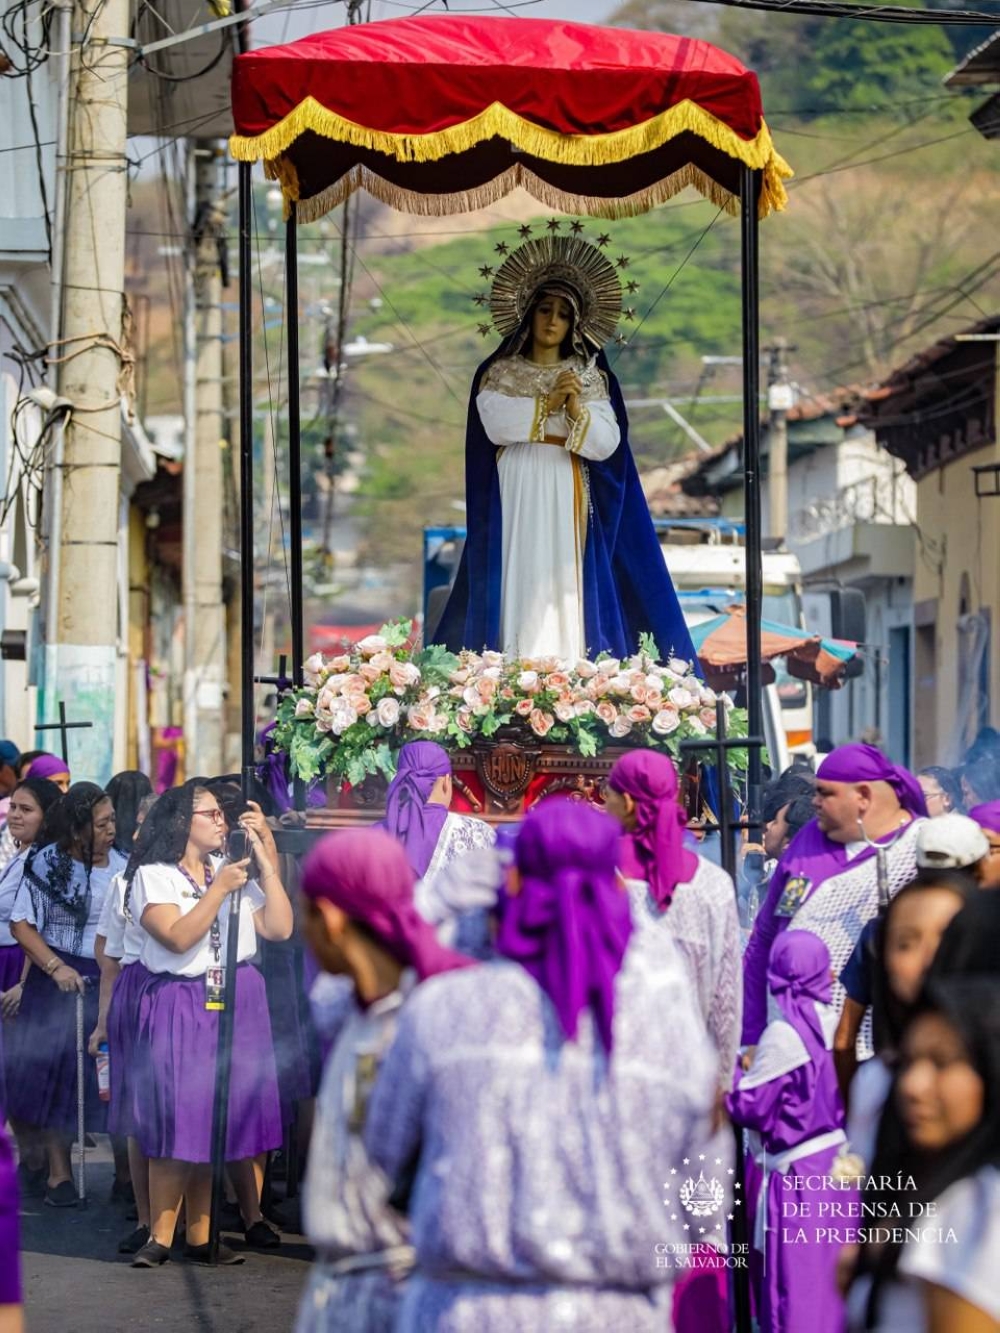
[227,828,251,862]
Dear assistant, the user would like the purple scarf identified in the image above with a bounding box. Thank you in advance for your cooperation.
[767,929,834,1060]
[608,750,698,909]
[301,828,473,981]
[817,744,928,818]
[969,801,1000,834]
[380,741,451,878]
[496,798,632,1053]
[257,722,325,813]
[27,752,70,781]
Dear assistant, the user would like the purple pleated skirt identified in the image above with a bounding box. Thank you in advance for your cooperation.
[5,951,107,1134]
[0,1124,21,1305]
[106,961,150,1138]
[0,944,23,993]
[259,940,319,1123]
[133,963,283,1164]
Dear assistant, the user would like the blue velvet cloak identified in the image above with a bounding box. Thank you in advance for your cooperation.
[434,348,697,665]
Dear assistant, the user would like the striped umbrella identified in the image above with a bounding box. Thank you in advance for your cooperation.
[688,606,860,690]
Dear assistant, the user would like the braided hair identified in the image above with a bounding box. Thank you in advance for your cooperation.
[22,781,111,952]
[106,769,154,854]
[123,780,208,919]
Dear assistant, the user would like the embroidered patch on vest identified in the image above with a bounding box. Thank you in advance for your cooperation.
[775,876,811,918]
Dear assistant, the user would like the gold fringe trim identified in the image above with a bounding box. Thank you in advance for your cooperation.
[287,156,788,225]
[231,95,786,175]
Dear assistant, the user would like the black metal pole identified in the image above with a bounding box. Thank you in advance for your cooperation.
[740,165,764,846]
[286,206,304,688]
[207,160,255,1265]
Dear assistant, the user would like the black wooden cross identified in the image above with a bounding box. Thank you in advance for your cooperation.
[35,700,94,767]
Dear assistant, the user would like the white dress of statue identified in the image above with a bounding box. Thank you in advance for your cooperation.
[477,292,620,662]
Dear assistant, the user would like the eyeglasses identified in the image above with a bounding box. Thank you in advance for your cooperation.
[192,809,225,824]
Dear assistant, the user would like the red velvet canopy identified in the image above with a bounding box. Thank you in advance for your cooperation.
[230,15,790,221]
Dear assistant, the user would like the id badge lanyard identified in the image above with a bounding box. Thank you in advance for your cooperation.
[178,861,227,1011]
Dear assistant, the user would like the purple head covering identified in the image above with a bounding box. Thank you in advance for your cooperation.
[380,741,451,878]
[767,929,833,1060]
[496,798,632,1053]
[27,752,70,781]
[608,750,698,908]
[969,801,1000,835]
[817,744,927,818]
[301,828,473,981]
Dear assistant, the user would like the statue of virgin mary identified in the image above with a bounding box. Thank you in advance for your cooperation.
[435,231,695,667]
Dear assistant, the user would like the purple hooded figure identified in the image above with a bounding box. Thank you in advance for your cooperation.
[378,741,452,879]
[727,931,854,1333]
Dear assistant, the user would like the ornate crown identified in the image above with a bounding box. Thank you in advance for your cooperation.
[472,221,637,348]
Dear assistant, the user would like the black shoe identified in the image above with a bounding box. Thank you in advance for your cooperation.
[184,1241,245,1266]
[17,1163,46,1198]
[244,1220,281,1250]
[110,1177,136,1207]
[131,1241,171,1269]
[44,1180,79,1208]
[118,1225,151,1255]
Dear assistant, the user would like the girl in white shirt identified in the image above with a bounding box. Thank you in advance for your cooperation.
[125,781,292,1268]
[847,976,1000,1332]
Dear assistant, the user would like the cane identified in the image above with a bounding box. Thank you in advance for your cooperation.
[75,988,87,1207]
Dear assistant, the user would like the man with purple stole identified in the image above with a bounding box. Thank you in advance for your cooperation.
[727,931,855,1333]
[742,744,926,1053]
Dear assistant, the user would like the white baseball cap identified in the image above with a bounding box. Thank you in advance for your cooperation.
[916,813,989,870]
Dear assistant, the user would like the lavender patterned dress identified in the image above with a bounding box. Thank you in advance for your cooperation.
[366,939,718,1332]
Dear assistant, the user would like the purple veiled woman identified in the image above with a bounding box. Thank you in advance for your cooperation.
[365,797,718,1333]
[726,930,853,1333]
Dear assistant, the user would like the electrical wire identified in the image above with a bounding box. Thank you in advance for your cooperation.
[674,0,1000,25]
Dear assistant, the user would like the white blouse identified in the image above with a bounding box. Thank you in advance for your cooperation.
[96,871,147,966]
[131,861,265,977]
[0,851,27,948]
[11,849,125,958]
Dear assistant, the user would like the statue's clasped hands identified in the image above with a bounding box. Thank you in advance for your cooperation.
[546,370,584,422]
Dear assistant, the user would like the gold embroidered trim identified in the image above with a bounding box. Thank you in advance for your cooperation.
[566,407,591,455]
[530,395,548,443]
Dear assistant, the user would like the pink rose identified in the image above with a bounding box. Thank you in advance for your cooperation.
[303,653,326,686]
[501,687,515,701]
[595,700,618,726]
[529,708,554,738]
[329,654,351,672]
[630,683,648,704]
[369,651,393,674]
[575,659,598,679]
[537,656,562,674]
[687,715,708,735]
[628,704,651,724]
[456,707,475,733]
[340,673,365,694]
[515,698,534,716]
[646,690,663,711]
[463,684,481,710]
[356,634,389,657]
[347,691,372,716]
[450,668,470,685]
[545,672,571,691]
[359,662,381,684]
[376,697,400,727]
[652,708,680,736]
[609,714,633,739]
[592,677,611,698]
[294,698,314,718]
[317,682,341,712]
[574,700,595,717]
[554,700,575,723]
[408,703,433,731]
[389,660,421,691]
[477,677,499,702]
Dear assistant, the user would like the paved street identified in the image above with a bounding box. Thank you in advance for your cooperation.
[19,1144,309,1332]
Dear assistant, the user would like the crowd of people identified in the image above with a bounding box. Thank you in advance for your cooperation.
[0,731,997,1332]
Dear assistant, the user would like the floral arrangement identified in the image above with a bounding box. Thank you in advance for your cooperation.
[272,621,748,787]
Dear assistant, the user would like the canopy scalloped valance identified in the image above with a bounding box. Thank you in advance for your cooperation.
[229,15,791,221]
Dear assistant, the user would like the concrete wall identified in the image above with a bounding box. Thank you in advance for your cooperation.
[910,436,1000,768]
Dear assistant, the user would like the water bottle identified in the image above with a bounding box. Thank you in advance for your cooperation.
[96,1041,111,1102]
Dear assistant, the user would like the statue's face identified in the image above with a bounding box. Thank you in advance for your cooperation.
[530,295,573,353]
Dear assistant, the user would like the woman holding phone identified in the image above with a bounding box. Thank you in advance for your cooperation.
[124,781,292,1268]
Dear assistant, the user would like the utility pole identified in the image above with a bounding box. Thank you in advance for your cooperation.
[182,141,228,776]
[46,0,130,784]
[766,338,795,542]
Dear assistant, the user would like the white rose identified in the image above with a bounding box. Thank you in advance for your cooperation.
[700,687,718,706]
[574,700,595,717]
[610,673,633,696]
[376,697,400,727]
[463,684,481,710]
[294,698,314,718]
[687,715,708,735]
[609,714,633,739]
[645,673,664,692]
[356,635,389,657]
[481,666,502,682]
[303,653,327,686]
[651,708,680,735]
[329,698,359,735]
[518,671,540,692]
[366,712,379,728]
[668,657,690,676]
[596,657,621,676]
[554,701,575,723]
[669,686,695,710]
[574,659,598,679]
[481,650,505,669]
